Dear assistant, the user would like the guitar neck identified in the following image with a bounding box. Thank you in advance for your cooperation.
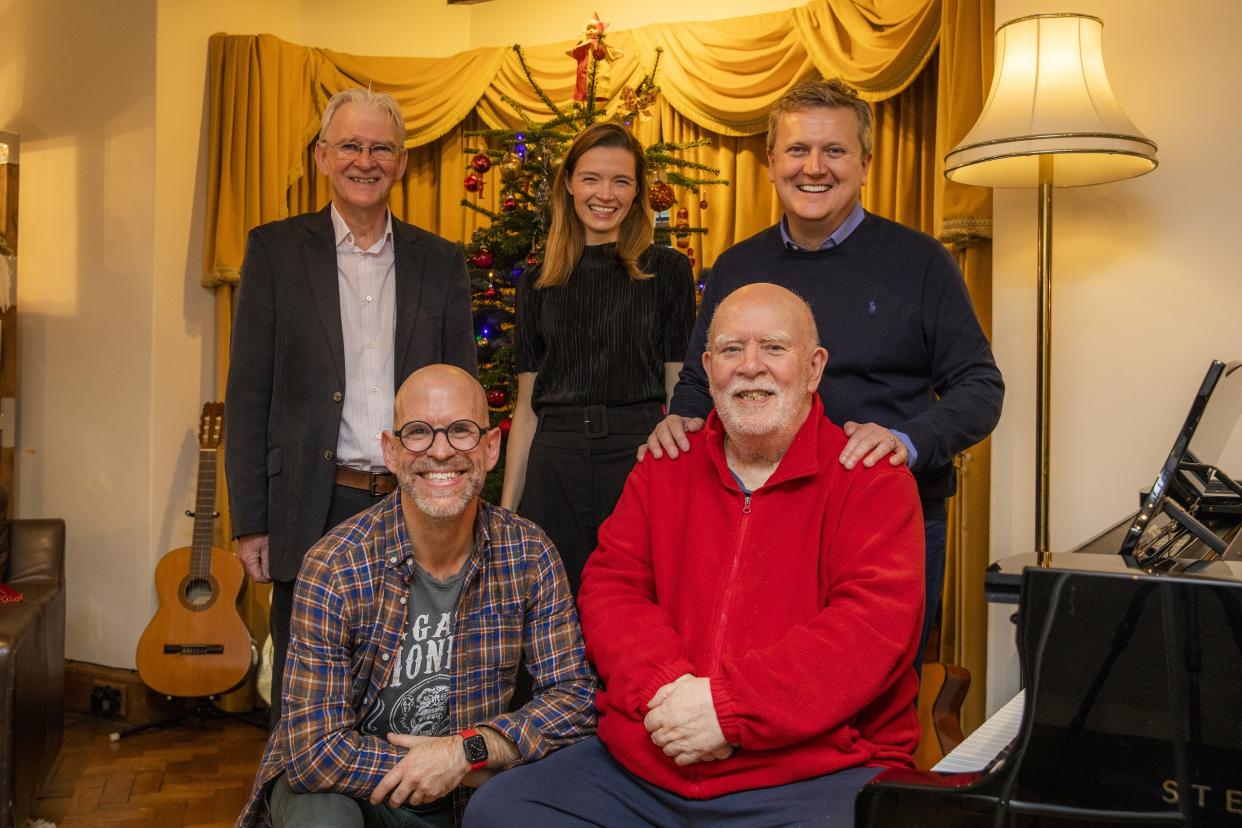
[190,448,217,576]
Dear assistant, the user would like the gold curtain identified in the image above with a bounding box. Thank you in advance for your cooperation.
[935,0,995,737]
[205,0,996,726]
[942,243,993,736]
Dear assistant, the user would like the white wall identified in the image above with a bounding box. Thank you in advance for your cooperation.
[1,0,159,666]
[987,0,1242,711]
[1,0,805,668]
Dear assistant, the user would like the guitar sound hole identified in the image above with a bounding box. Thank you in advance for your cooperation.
[181,576,218,610]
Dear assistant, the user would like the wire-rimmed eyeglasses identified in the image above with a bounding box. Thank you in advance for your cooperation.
[395,419,486,453]
[324,140,402,163]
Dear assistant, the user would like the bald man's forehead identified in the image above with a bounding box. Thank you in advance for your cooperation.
[709,302,811,342]
[393,377,488,426]
[710,327,793,349]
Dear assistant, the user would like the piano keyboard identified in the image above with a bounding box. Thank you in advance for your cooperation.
[933,691,1025,773]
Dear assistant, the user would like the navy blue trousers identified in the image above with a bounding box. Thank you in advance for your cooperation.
[918,517,948,666]
[463,736,881,827]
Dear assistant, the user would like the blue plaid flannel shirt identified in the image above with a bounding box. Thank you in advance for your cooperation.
[237,496,597,827]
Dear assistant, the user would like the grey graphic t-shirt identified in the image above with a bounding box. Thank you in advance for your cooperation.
[361,560,466,738]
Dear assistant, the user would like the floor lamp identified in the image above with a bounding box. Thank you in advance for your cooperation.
[944,13,1157,565]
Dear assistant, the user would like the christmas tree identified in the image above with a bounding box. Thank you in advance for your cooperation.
[460,41,728,499]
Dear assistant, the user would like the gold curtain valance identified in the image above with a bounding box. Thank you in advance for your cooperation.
[203,0,952,286]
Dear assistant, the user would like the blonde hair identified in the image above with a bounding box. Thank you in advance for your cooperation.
[538,122,653,287]
[767,78,872,157]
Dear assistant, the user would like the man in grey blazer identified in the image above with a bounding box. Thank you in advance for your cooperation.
[225,87,477,726]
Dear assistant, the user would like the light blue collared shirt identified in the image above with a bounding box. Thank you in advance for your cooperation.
[778,201,866,251]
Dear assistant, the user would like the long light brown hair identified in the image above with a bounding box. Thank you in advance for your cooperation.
[538,122,654,287]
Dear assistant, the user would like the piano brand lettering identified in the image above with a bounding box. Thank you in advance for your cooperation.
[1161,779,1242,814]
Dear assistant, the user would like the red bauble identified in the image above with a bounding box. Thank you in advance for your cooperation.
[501,196,518,212]
[699,198,709,210]
[526,253,540,266]
[648,181,676,211]
[464,172,482,192]
[471,248,494,269]
[483,285,498,300]
[486,386,508,408]
[673,206,690,248]
[499,417,512,435]
[471,152,492,173]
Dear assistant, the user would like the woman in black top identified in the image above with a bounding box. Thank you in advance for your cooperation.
[500,122,695,593]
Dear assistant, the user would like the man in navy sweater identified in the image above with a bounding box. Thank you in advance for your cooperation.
[641,78,1003,662]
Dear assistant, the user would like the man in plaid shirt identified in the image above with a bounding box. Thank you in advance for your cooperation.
[237,365,597,828]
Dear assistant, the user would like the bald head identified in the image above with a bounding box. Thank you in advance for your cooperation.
[394,364,489,429]
[707,283,820,352]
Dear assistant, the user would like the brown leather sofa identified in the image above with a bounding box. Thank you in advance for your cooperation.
[0,502,65,828]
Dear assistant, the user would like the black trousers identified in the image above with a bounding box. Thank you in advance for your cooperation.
[268,483,385,729]
[518,404,661,595]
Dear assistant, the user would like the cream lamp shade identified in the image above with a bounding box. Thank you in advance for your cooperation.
[945,13,1157,188]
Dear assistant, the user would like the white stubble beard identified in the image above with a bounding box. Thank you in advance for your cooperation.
[713,377,804,438]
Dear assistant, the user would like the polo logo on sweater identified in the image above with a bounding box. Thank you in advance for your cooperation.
[868,299,878,314]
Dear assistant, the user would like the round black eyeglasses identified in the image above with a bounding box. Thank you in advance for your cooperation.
[396,419,486,452]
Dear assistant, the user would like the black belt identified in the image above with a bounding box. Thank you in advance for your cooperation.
[537,403,661,439]
[335,466,396,496]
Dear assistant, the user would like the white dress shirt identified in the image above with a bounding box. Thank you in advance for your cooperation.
[330,204,397,471]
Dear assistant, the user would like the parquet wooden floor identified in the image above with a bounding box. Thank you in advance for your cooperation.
[32,713,268,828]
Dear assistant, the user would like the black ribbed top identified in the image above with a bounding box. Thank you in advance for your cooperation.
[517,243,695,411]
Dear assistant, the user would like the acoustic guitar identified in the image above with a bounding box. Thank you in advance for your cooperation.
[136,402,251,698]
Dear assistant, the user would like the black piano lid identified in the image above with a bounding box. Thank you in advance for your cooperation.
[987,359,1242,603]
[859,564,1242,826]
[1120,359,1242,557]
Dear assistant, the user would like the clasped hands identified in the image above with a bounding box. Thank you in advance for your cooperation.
[643,674,734,766]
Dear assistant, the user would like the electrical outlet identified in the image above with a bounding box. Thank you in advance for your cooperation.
[90,683,126,718]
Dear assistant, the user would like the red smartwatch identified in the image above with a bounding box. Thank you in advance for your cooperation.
[460,728,489,771]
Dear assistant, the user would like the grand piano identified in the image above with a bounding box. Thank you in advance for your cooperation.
[857,361,1242,826]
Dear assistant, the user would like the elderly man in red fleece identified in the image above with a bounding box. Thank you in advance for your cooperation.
[464,282,924,826]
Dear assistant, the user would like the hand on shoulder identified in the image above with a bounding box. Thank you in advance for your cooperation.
[636,414,705,462]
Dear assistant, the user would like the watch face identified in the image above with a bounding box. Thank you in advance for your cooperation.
[464,734,488,764]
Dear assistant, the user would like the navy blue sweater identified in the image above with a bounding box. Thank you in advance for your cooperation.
[670,214,1004,515]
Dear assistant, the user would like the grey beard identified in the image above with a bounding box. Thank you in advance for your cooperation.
[399,467,481,520]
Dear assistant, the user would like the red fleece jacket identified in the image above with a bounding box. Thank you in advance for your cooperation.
[578,395,924,798]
